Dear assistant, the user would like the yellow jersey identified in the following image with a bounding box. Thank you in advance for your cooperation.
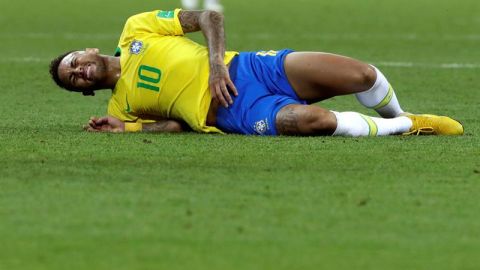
[108,9,238,133]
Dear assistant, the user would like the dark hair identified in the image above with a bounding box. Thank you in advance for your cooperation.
[49,51,95,96]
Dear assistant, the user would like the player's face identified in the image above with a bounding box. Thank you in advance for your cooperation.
[57,48,107,91]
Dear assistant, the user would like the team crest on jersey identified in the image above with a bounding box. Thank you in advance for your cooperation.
[254,118,269,135]
[129,40,144,55]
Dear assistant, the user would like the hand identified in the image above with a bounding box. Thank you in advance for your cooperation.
[209,61,238,108]
[84,116,125,132]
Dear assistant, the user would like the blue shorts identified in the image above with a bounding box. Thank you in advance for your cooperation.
[216,49,305,135]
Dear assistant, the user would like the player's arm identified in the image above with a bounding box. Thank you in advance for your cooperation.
[178,10,238,108]
[84,116,184,133]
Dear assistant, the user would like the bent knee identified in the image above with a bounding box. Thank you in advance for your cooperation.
[352,64,377,91]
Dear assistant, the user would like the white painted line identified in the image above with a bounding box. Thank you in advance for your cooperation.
[0,57,47,63]
[0,32,118,40]
[232,33,480,41]
[374,62,415,68]
[440,63,480,69]
[374,61,480,69]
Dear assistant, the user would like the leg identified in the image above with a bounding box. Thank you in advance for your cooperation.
[276,104,413,137]
[276,104,337,136]
[284,52,405,117]
[284,52,377,102]
[355,66,405,118]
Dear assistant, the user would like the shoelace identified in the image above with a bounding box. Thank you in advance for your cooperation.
[403,127,435,136]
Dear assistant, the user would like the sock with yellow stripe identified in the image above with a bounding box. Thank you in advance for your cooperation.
[356,66,404,118]
[332,111,412,137]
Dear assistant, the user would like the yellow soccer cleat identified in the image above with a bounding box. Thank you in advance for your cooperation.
[403,114,464,135]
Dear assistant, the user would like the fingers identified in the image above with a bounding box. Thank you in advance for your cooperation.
[210,79,238,108]
[94,116,110,125]
[226,78,238,97]
[85,126,101,132]
[88,117,97,129]
[212,83,229,108]
[208,62,239,108]
[220,81,233,105]
[89,116,110,127]
[84,121,101,132]
[86,116,100,130]
[85,116,110,132]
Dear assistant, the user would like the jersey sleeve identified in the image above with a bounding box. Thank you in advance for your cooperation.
[107,97,160,124]
[122,9,184,37]
[107,96,138,122]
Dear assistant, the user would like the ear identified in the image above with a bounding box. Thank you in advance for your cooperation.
[85,48,100,54]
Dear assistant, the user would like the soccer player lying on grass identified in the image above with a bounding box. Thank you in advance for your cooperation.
[49,9,463,136]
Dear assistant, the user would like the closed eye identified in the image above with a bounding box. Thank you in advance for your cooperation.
[69,57,77,85]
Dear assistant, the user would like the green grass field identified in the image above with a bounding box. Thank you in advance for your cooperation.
[1,0,479,269]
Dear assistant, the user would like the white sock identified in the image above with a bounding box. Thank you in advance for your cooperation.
[332,111,412,137]
[355,66,404,118]
[182,0,199,9]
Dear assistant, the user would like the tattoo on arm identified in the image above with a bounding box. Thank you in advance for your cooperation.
[142,120,183,133]
[207,10,223,25]
[200,11,225,63]
[179,10,226,65]
[179,11,201,33]
[209,62,224,74]
[276,106,301,135]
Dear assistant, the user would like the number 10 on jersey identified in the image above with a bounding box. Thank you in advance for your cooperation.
[137,65,161,92]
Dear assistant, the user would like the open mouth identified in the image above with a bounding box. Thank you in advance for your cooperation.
[85,64,96,81]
